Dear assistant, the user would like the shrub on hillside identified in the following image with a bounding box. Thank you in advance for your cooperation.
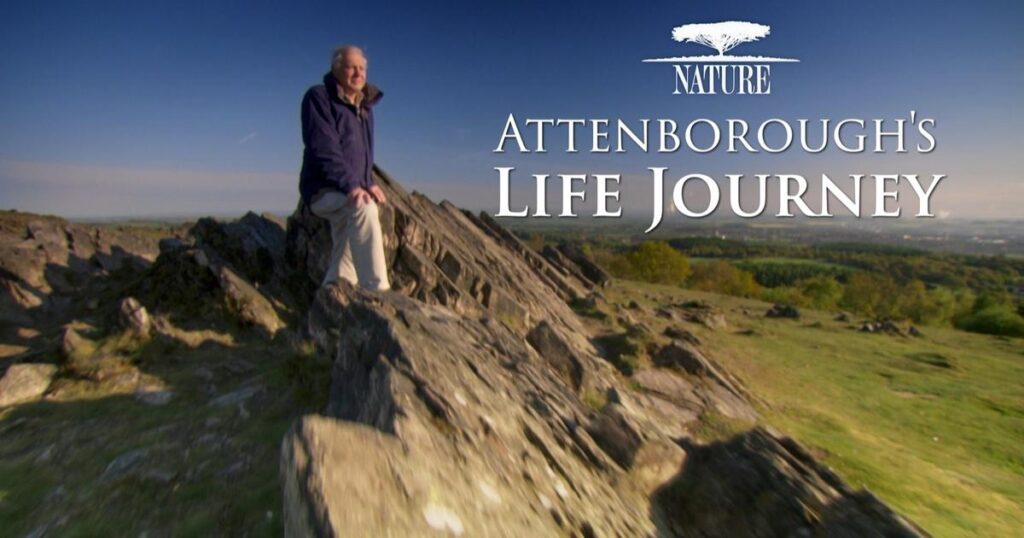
[956,306,1024,337]
[760,286,807,307]
[797,275,843,310]
[689,261,760,298]
[613,241,692,286]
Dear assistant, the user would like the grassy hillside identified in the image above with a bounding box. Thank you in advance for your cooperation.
[605,280,1024,537]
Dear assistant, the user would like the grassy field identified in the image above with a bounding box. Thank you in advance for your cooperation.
[0,328,326,537]
[606,280,1024,537]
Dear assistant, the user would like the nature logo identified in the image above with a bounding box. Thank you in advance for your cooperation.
[644,20,798,63]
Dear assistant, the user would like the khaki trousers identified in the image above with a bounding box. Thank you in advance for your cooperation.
[309,190,390,290]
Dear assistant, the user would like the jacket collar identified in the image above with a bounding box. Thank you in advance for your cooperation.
[323,71,383,109]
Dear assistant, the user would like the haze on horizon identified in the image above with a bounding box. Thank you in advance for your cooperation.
[1,0,1021,220]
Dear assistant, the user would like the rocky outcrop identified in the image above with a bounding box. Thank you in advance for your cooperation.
[279,160,927,535]
[286,283,668,536]
[287,166,597,347]
[0,169,927,535]
[654,428,926,537]
[0,211,171,324]
[124,212,290,339]
[283,279,925,536]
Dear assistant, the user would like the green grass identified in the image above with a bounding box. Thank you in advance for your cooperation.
[606,280,1024,537]
[0,329,319,536]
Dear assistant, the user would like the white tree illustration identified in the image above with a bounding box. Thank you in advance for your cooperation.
[671,21,770,56]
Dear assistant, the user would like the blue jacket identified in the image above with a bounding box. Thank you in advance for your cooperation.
[298,71,382,204]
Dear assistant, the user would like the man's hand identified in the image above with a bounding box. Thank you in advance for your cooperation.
[368,184,387,204]
[348,187,373,207]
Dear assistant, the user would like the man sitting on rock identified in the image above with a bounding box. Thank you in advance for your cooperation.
[299,45,390,290]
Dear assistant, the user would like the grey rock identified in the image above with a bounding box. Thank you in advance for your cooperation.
[287,284,662,536]
[158,237,187,252]
[134,388,173,406]
[118,297,151,338]
[209,385,264,407]
[526,320,585,390]
[653,429,927,537]
[102,448,148,481]
[663,326,701,346]
[766,304,801,319]
[61,326,88,359]
[216,265,284,338]
[278,168,925,536]
[0,363,57,407]
[585,404,644,469]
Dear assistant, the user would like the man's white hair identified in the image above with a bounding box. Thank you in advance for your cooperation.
[331,45,365,72]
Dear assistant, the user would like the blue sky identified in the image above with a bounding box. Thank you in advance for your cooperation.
[0,0,1021,219]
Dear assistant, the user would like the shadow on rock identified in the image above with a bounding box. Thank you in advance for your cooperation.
[650,428,928,537]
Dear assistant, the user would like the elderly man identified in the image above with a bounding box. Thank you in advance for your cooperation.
[299,45,390,290]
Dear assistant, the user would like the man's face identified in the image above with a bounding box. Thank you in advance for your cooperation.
[337,50,367,96]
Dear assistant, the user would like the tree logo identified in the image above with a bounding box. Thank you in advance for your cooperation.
[643,21,798,95]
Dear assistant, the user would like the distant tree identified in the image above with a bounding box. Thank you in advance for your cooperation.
[957,306,1024,337]
[840,272,901,318]
[671,21,771,56]
[620,241,691,285]
[798,275,843,310]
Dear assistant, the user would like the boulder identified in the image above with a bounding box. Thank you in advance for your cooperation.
[118,297,151,338]
[526,320,586,390]
[766,304,801,319]
[653,429,926,537]
[0,363,57,406]
[216,266,284,339]
[663,326,701,346]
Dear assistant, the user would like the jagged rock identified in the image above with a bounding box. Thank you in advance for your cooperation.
[630,369,701,410]
[655,307,680,321]
[192,212,286,287]
[289,283,661,536]
[0,363,57,407]
[556,243,611,288]
[653,428,926,537]
[766,304,801,319]
[585,403,644,468]
[654,340,712,376]
[0,277,40,324]
[216,266,284,338]
[663,326,701,346]
[102,448,148,481]
[860,319,905,336]
[526,320,585,391]
[684,310,728,330]
[539,245,593,293]
[61,326,90,359]
[209,385,264,407]
[118,297,151,338]
[654,341,756,420]
[287,166,599,348]
[158,237,187,252]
